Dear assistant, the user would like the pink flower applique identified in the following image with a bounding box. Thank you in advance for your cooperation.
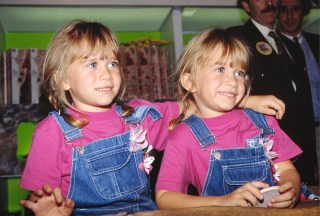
[272,164,280,182]
[139,153,155,175]
[260,138,280,182]
[130,124,155,175]
[130,125,149,152]
[262,139,278,163]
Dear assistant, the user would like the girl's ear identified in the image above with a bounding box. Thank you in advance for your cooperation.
[181,73,196,93]
[54,71,71,91]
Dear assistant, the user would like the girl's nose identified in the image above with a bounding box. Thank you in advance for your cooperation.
[100,68,112,81]
[225,74,237,86]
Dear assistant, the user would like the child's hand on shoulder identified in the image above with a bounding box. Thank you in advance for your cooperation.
[267,182,296,208]
[242,95,285,119]
[220,181,269,207]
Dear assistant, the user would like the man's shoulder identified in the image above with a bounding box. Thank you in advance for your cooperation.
[302,31,319,37]
[227,25,243,32]
[228,21,249,31]
[302,31,320,42]
[228,21,259,36]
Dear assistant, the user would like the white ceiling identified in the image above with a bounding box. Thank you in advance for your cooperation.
[0,3,319,34]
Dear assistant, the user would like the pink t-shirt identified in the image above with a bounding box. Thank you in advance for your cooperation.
[156,109,302,195]
[20,99,179,197]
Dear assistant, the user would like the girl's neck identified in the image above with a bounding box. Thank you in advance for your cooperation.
[194,109,233,119]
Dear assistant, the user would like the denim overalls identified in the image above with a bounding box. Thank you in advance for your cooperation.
[50,105,162,215]
[182,109,276,196]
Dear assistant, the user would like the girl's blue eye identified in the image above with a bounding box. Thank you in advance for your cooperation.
[235,70,246,78]
[108,61,119,68]
[215,67,224,72]
[88,62,97,68]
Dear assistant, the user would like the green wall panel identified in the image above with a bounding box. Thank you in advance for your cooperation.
[0,33,4,51]
[3,32,162,50]
[6,33,53,49]
[183,34,194,45]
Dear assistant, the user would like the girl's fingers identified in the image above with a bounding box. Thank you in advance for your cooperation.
[20,199,35,210]
[42,184,53,194]
[53,188,64,204]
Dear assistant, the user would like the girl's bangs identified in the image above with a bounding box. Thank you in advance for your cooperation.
[208,42,249,71]
[227,48,249,71]
[68,38,118,63]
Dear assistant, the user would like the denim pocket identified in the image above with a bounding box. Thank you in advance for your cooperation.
[85,145,147,199]
[222,161,268,194]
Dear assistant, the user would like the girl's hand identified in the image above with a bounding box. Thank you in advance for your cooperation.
[20,184,74,216]
[28,184,63,203]
[267,182,296,208]
[219,181,269,207]
[241,95,285,119]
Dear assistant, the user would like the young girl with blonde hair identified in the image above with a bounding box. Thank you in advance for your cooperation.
[20,19,180,215]
[156,27,302,209]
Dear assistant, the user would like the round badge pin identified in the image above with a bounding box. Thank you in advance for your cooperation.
[256,42,272,55]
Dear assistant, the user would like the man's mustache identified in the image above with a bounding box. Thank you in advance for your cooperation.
[261,4,278,13]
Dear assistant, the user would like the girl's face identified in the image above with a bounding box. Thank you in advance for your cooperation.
[185,53,247,118]
[62,53,121,112]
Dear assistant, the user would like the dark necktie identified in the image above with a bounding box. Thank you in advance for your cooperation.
[293,37,299,44]
[293,37,302,50]
[268,31,284,55]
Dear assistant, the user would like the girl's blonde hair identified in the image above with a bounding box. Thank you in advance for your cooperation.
[41,19,133,127]
[169,27,253,130]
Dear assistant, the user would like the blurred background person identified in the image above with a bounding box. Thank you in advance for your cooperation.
[278,0,320,184]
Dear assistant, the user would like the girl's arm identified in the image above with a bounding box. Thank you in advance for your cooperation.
[267,160,301,208]
[240,95,285,119]
[20,184,74,216]
[156,181,269,209]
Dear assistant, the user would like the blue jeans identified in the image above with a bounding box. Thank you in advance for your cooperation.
[182,109,275,196]
[202,145,275,196]
[50,105,162,215]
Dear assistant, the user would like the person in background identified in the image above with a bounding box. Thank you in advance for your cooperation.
[156,27,301,209]
[278,0,320,184]
[228,0,318,185]
[19,19,286,215]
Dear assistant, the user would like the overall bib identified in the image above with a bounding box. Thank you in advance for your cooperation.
[182,109,276,196]
[50,105,162,215]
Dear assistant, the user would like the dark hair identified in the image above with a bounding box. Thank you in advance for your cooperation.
[300,0,313,15]
[239,0,314,16]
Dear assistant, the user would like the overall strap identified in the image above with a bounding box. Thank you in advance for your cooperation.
[115,105,162,125]
[243,108,274,137]
[182,114,215,149]
[50,111,82,142]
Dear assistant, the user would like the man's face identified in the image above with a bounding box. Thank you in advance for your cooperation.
[278,0,303,36]
[242,0,280,29]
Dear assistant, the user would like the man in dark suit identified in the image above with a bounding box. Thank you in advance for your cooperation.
[278,0,320,185]
[229,0,318,185]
